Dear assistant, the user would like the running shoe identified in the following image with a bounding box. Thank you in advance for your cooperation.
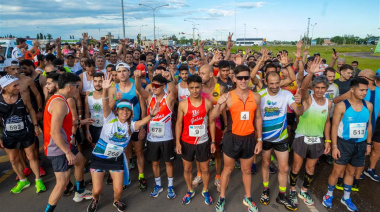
[10,180,30,194]
[243,196,259,212]
[322,194,333,208]
[359,173,365,180]
[340,197,358,212]
[139,178,147,191]
[35,179,46,193]
[364,169,380,182]
[39,166,46,177]
[106,173,113,185]
[167,186,176,199]
[73,189,93,202]
[235,161,241,169]
[214,179,221,192]
[269,163,277,174]
[192,175,203,188]
[113,200,127,212]
[352,182,359,192]
[87,198,98,212]
[335,182,344,191]
[289,190,299,206]
[260,188,270,205]
[298,191,314,206]
[150,185,163,198]
[63,182,74,196]
[276,194,298,211]
[129,157,136,170]
[251,163,257,174]
[215,197,225,212]
[202,190,213,205]
[182,190,195,204]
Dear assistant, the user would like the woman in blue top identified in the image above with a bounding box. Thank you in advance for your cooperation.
[87,74,159,212]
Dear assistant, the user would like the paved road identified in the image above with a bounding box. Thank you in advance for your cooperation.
[341,52,380,60]
[0,137,379,212]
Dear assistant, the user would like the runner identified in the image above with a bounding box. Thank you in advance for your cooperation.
[322,77,373,212]
[108,63,147,191]
[258,71,303,211]
[43,73,91,212]
[87,74,160,212]
[134,69,177,199]
[217,60,234,91]
[177,65,190,101]
[175,74,215,205]
[212,65,263,212]
[0,75,46,194]
[289,59,332,207]
[79,58,96,96]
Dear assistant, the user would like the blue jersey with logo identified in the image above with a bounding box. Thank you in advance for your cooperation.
[364,87,380,134]
[115,83,140,121]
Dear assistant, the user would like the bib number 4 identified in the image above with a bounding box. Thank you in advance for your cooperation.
[241,111,249,121]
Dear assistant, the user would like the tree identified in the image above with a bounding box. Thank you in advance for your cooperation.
[36,34,40,40]
[43,35,46,39]
[26,35,30,39]
[137,33,141,45]
[39,33,43,40]
[47,33,52,40]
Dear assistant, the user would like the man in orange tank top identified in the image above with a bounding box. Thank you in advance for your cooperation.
[211,65,263,212]
[176,74,216,205]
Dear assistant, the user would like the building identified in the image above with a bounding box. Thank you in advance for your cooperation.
[236,38,265,46]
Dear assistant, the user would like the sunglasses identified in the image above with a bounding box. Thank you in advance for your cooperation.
[236,76,250,81]
[147,64,153,67]
[152,83,163,89]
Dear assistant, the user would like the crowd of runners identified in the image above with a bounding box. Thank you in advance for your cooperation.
[0,33,379,212]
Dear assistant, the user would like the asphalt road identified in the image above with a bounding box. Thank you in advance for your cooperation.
[0,137,379,212]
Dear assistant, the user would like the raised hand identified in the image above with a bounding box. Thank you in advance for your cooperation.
[227,32,234,42]
[279,51,289,65]
[303,46,309,57]
[332,51,339,60]
[55,37,61,44]
[294,88,302,104]
[217,92,229,105]
[235,54,243,65]
[125,38,130,45]
[119,39,125,45]
[150,102,160,116]
[199,40,205,48]
[309,57,322,74]
[134,69,142,78]
[162,71,171,81]
[296,40,303,49]
[102,74,113,89]
[100,37,106,44]
[245,46,250,54]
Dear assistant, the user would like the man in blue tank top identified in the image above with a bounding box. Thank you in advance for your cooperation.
[323,77,373,212]
[108,62,148,191]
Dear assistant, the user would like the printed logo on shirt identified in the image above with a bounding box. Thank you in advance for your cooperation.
[264,107,280,117]
[322,109,327,114]
[267,100,277,106]
[192,110,199,117]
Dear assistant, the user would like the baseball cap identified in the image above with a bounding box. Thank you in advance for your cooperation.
[307,56,315,62]
[158,59,167,65]
[136,63,146,71]
[66,54,75,58]
[116,62,130,71]
[376,68,380,78]
[4,59,19,68]
[314,53,320,56]
[0,75,18,89]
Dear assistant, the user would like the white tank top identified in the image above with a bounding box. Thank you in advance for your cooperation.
[82,72,94,93]
[88,92,103,127]
[178,83,190,101]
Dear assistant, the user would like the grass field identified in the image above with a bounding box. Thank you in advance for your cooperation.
[228,45,379,71]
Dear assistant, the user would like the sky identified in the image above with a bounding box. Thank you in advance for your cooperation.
[0,0,379,41]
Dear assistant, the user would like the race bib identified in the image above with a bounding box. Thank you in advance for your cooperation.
[104,143,123,157]
[241,111,249,120]
[149,121,165,137]
[6,122,24,132]
[349,123,366,139]
[189,125,206,137]
[304,136,321,145]
[91,113,103,127]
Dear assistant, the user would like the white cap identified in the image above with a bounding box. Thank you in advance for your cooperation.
[116,62,130,71]
[4,59,19,68]
[0,75,18,89]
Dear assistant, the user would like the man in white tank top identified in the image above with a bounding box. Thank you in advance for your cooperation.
[178,66,190,101]
[79,58,96,96]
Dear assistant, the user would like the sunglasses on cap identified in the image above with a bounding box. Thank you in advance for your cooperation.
[236,76,250,81]
[147,64,153,67]
[152,83,164,89]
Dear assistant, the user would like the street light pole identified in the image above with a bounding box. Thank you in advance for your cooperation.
[311,23,317,45]
[121,0,126,39]
[139,3,169,42]
[184,19,198,46]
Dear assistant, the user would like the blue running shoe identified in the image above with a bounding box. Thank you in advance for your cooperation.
[150,185,163,198]
[364,169,380,182]
[269,163,277,174]
[202,191,213,205]
[341,197,358,212]
[359,173,364,180]
[322,195,333,208]
[182,190,195,204]
[167,186,176,199]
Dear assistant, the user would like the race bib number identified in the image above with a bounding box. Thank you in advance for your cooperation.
[6,122,24,132]
[91,113,103,127]
[189,125,206,137]
[149,121,165,137]
[304,136,321,145]
[349,123,366,139]
[241,111,249,120]
[104,144,123,157]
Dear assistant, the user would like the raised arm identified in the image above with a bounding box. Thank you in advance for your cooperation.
[99,37,106,56]
[56,37,63,60]
[134,69,150,100]
[82,33,89,59]
[328,51,339,68]
[279,51,296,87]
[198,41,206,63]
[134,101,160,130]
[224,32,234,60]
[102,74,113,118]
[251,48,268,80]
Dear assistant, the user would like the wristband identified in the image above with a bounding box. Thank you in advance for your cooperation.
[211,142,216,144]
[257,138,262,142]
[34,124,38,127]
[366,142,372,146]
[297,57,302,61]
[296,103,302,107]
[325,140,331,143]
[86,131,90,134]
[102,97,109,100]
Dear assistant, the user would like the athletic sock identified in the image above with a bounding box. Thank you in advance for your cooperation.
[20,178,27,182]
[168,177,173,187]
[155,177,161,187]
[343,184,352,200]
[76,180,85,194]
[326,183,335,196]
[45,204,56,212]
[138,173,145,180]
[279,186,286,194]
[215,175,221,180]
[263,181,269,189]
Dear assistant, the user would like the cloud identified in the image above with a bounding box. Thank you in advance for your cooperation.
[236,2,266,8]
[203,8,235,17]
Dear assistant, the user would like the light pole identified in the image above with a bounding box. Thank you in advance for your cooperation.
[254,28,258,38]
[121,0,126,38]
[184,19,199,46]
[139,3,169,41]
[311,23,317,45]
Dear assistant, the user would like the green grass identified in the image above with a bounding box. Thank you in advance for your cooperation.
[227,45,380,71]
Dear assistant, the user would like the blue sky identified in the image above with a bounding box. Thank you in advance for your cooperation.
[0,0,379,41]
